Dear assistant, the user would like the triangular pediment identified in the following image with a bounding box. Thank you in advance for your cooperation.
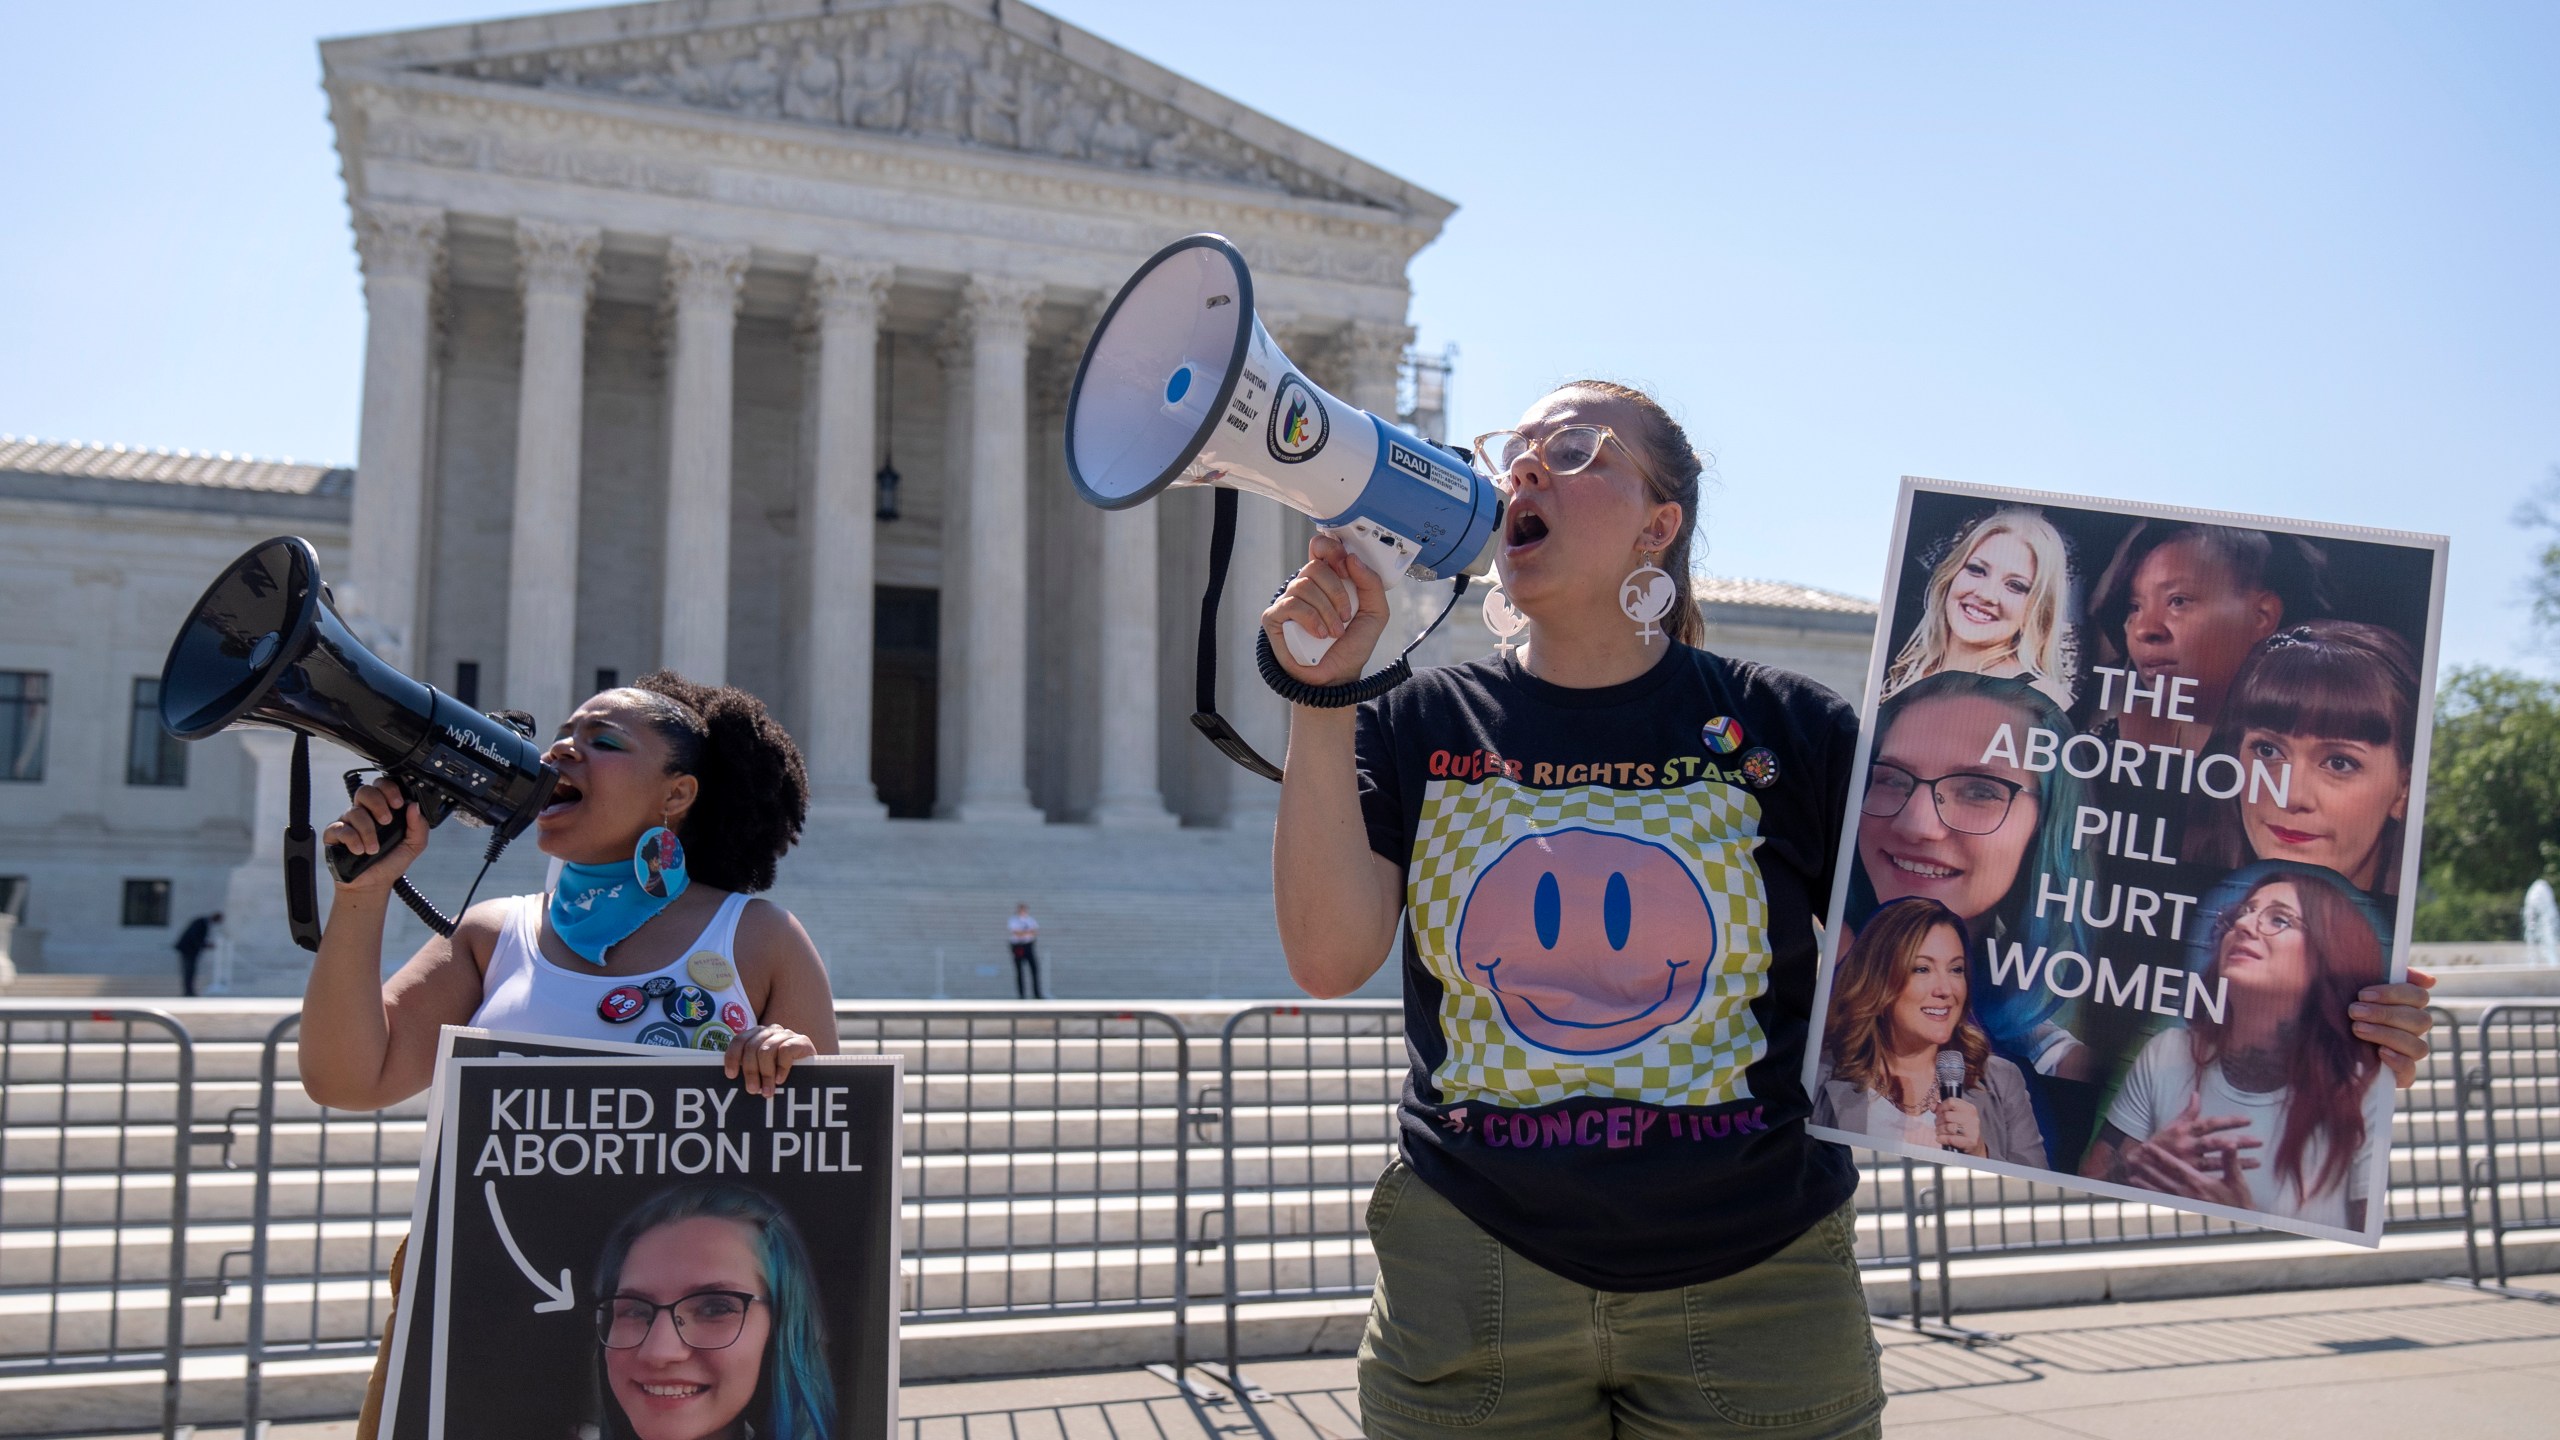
[324,0,1442,215]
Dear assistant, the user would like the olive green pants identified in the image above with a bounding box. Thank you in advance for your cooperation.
[1358,1161,1884,1439]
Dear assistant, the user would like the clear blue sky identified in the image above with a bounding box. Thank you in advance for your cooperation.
[5,2,2553,674]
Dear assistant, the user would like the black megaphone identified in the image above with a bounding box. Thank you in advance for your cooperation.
[159,536,557,948]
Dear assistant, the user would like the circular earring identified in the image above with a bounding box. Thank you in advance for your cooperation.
[1619,553,1676,643]
[634,819,689,900]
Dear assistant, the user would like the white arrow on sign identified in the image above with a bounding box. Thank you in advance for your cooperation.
[484,1179,576,1313]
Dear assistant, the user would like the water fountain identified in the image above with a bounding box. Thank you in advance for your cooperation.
[2525,878,2559,967]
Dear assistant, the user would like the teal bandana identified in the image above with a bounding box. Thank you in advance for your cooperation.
[548,857,686,966]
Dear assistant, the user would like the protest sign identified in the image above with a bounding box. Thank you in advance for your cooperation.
[1806,479,2445,1245]
[419,1053,899,1438]
[379,1028,664,1440]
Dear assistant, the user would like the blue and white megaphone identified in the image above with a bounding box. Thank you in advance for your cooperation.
[1065,233,1503,672]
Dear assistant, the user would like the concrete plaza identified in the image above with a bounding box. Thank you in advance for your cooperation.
[77,1271,2560,1439]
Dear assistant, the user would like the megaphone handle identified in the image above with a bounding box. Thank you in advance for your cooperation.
[323,771,450,883]
[1281,619,1335,667]
[1281,523,1409,668]
[324,836,381,885]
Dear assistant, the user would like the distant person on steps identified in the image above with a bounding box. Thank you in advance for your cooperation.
[1008,903,1043,999]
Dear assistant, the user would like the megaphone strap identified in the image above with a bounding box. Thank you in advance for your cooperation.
[1187,487,1472,782]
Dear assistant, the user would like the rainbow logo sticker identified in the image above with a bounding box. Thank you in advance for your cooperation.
[1265,376,1330,464]
[1702,717,1745,754]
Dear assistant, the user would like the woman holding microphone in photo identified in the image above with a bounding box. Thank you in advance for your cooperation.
[1814,897,2046,1167]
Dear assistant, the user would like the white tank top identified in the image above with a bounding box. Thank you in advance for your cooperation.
[471,892,759,1049]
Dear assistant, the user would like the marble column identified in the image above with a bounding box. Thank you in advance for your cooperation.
[660,237,750,682]
[502,220,601,730]
[1341,321,1413,418]
[1094,505,1176,827]
[954,275,1047,824]
[803,256,895,817]
[346,202,446,672]
[932,317,973,815]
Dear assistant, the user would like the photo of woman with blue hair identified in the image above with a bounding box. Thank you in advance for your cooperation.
[1849,672,2095,1075]
[591,1182,835,1440]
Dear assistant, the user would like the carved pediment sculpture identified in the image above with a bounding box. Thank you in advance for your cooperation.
[424,2,1377,208]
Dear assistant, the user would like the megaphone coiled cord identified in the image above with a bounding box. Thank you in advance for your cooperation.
[1253,574,1472,711]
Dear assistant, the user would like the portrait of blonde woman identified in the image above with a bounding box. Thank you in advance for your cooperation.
[1881,507,2075,710]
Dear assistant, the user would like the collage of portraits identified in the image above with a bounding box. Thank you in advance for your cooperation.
[1806,481,2446,1244]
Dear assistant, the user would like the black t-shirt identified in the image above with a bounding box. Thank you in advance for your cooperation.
[1355,644,1862,1291]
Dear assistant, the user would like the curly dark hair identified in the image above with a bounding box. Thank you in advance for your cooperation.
[624,671,808,893]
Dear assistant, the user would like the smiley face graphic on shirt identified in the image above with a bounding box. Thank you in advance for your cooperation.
[1456,827,1720,1056]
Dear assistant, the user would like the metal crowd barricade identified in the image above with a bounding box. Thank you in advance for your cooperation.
[238,1013,417,1434]
[0,1007,205,1440]
[1213,1002,1403,1387]
[2471,1003,2560,1299]
[830,1006,1198,1364]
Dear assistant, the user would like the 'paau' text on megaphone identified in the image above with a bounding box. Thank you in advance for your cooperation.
[1065,233,1502,670]
[159,536,557,948]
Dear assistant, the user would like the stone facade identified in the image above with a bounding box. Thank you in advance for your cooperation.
[0,440,353,977]
[320,0,1450,839]
[0,0,1881,994]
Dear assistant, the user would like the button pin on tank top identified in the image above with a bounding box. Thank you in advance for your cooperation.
[692,1021,737,1052]
[641,976,677,998]
[636,1022,686,1047]
[721,1002,750,1032]
[665,986,715,1025]
[687,952,737,992]
[598,986,647,1024]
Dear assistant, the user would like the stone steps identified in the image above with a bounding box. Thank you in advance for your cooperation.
[374,819,1335,1002]
[0,996,2541,1433]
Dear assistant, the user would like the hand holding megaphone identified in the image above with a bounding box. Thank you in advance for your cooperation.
[320,776,432,894]
[1263,533,1394,688]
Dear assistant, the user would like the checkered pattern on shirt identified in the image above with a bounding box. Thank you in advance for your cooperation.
[1407,777,1773,1108]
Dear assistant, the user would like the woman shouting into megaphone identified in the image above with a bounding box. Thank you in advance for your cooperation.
[1264,381,2432,1439]
[302,671,838,1106]
[1266,381,1888,1437]
[297,672,839,1439]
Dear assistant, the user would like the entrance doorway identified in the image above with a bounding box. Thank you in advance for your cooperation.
[871,586,939,819]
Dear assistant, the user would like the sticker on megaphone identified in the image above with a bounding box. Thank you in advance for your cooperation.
[1064,233,1503,667]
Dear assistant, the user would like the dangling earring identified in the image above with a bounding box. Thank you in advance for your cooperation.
[634,810,689,901]
[1619,551,1675,643]
[1482,583,1529,659]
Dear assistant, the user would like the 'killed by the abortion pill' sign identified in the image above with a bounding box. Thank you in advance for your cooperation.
[419,1053,899,1439]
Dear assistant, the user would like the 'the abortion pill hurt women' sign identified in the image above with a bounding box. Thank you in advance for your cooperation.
[1806,478,2446,1246]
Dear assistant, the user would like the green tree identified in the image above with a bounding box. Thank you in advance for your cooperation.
[2519,466,2560,643]
[2416,666,2560,940]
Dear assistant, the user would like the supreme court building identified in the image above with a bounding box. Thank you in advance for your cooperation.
[325,0,1461,834]
[0,0,1875,993]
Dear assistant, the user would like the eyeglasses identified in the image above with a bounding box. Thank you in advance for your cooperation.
[596,1290,761,1350]
[1859,763,2027,836]
[1471,425,1649,490]
[2219,899,2301,940]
